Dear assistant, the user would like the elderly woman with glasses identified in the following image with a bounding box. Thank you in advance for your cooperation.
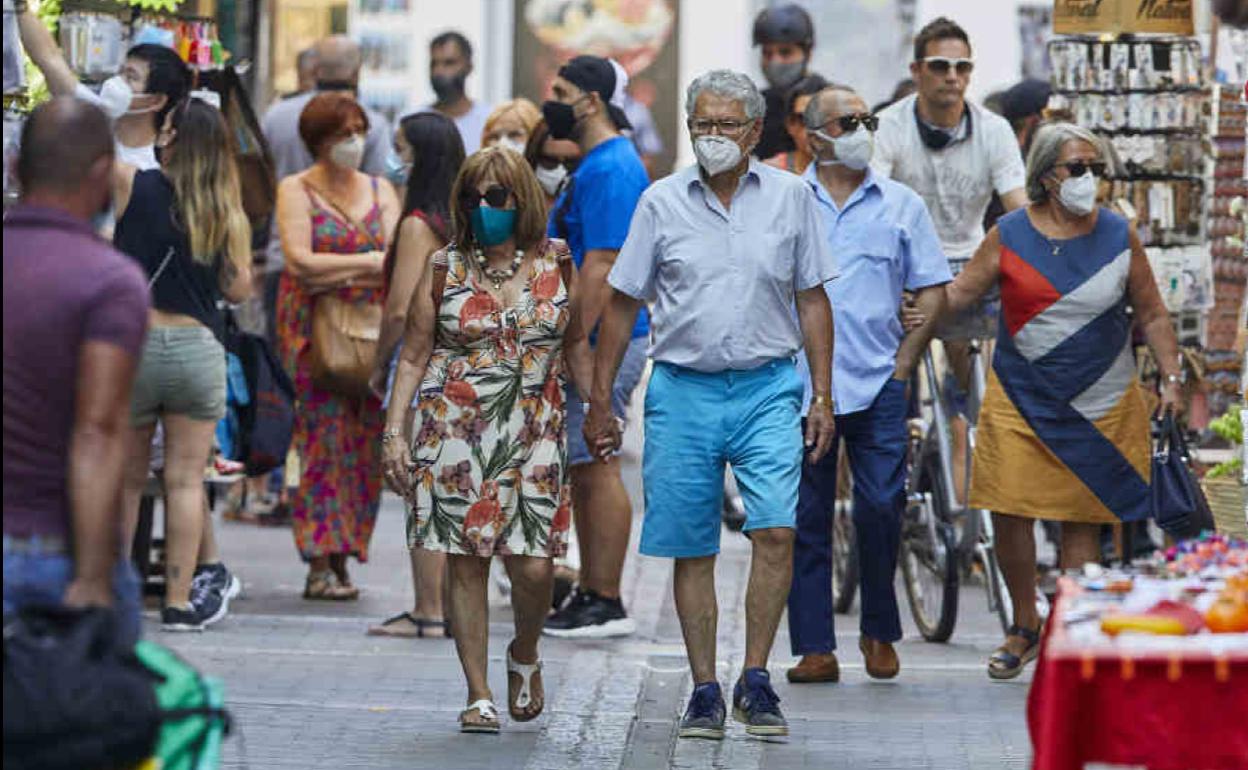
[936,122,1180,679]
[381,146,592,734]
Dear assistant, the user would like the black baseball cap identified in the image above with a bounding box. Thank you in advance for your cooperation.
[557,55,632,131]
[1000,79,1051,122]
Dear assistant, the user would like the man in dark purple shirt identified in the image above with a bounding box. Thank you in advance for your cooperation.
[3,97,149,642]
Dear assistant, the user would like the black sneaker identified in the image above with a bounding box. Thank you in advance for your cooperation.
[679,681,726,740]
[732,667,788,737]
[543,588,636,638]
[190,562,241,628]
[161,604,208,632]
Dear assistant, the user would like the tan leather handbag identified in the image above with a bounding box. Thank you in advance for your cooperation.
[303,182,383,399]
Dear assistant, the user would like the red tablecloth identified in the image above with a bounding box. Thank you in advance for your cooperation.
[1028,579,1248,770]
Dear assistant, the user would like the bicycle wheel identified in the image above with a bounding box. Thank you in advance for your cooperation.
[900,452,960,642]
[832,498,858,614]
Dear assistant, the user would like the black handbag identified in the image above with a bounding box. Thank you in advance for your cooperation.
[3,606,161,770]
[1150,413,1217,539]
[225,313,296,475]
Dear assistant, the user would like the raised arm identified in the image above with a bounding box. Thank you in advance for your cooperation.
[275,176,385,290]
[1125,228,1182,411]
[17,8,80,98]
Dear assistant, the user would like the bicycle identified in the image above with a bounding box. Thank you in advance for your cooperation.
[899,341,1016,641]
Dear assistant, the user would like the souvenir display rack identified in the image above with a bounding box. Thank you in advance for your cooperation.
[57,0,227,82]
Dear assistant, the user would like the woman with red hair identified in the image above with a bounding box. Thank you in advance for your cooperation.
[274,92,400,599]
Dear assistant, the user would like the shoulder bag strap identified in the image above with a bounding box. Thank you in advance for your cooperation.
[301,180,384,251]
[147,246,176,290]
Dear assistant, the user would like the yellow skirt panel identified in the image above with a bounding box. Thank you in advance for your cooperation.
[968,370,1151,523]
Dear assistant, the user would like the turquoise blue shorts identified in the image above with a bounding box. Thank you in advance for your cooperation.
[640,359,803,558]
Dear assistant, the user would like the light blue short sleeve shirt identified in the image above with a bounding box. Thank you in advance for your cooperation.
[796,166,952,415]
[608,160,838,373]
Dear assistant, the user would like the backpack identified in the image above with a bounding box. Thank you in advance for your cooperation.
[225,317,296,476]
[3,606,231,770]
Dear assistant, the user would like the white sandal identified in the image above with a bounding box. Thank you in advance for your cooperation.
[459,699,500,734]
[507,645,543,722]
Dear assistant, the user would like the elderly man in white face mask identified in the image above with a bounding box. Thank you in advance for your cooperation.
[785,85,951,687]
[585,69,837,741]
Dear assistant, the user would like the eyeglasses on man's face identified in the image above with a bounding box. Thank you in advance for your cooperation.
[687,118,755,136]
[921,56,974,76]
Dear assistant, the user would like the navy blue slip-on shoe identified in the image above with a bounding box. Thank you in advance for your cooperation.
[732,667,788,736]
[679,681,726,740]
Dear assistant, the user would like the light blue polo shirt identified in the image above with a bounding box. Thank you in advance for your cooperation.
[797,166,951,415]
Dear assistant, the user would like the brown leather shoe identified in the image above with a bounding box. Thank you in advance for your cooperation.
[786,653,840,684]
[859,636,900,679]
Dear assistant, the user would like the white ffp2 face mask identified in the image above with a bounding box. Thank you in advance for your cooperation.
[1057,171,1098,216]
[535,164,569,197]
[98,76,135,121]
[812,127,874,170]
[693,135,743,177]
[329,134,366,170]
[491,136,526,155]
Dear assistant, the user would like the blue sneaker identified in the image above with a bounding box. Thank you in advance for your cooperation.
[732,668,788,736]
[678,681,726,740]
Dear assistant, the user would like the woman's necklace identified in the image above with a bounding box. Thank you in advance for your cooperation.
[473,247,524,291]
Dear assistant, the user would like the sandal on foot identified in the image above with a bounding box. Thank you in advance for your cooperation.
[303,570,355,601]
[988,624,1042,680]
[366,612,449,638]
[507,643,544,722]
[460,700,500,734]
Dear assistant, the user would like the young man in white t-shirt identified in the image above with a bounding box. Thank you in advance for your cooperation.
[872,16,1028,499]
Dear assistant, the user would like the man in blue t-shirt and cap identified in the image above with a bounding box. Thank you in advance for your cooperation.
[542,55,651,639]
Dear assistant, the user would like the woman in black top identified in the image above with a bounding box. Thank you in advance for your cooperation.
[112,97,253,631]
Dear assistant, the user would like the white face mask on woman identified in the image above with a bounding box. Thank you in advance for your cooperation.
[535,163,568,196]
[329,134,366,170]
[693,135,743,177]
[1056,171,1097,216]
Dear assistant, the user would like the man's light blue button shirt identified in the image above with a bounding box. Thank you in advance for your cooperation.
[609,160,838,373]
[797,165,951,415]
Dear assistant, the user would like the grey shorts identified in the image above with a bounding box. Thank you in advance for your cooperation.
[131,326,227,426]
[565,336,647,467]
[936,257,999,341]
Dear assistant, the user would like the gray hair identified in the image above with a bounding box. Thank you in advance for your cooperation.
[1025,122,1107,203]
[686,70,765,121]
[803,83,859,130]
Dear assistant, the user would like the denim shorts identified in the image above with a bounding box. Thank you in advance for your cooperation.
[131,325,227,426]
[565,336,647,467]
[640,359,803,558]
[2,536,142,647]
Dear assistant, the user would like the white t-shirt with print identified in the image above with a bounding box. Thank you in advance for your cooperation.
[871,93,1025,266]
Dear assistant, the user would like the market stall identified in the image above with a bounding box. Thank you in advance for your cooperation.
[1029,535,1248,770]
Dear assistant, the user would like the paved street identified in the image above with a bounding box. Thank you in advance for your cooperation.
[154,386,1034,770]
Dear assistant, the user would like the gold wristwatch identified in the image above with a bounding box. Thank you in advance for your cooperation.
[812,394,834,411]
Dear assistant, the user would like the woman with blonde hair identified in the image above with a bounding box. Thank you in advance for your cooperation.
[114,96,253,631]
[382,146,592,732]
[481,98,542,155]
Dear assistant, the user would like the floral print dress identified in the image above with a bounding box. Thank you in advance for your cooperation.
[276,179,385,562]
[407,239,573,558]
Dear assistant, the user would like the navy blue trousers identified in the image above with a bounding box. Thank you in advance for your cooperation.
[787,378,908,653]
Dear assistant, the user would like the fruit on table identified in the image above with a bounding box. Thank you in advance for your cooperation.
[1205,595,1248,633]
[1102,614,1190,636]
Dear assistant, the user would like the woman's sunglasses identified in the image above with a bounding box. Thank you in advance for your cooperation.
[922,56,975,76]
[461,184,512,209]
[1056,161,1108,178]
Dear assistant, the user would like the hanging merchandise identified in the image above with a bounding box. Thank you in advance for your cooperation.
[3,0,24,94]
[59,11,128,81]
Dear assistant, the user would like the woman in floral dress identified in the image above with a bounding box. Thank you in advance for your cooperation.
[275,93,400,600]
[383,147,592,733]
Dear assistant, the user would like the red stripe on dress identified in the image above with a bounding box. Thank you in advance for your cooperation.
[999,245,1062,338]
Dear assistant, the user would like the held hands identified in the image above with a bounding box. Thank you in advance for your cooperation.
[805,403,836,463]
[583,401,623,463]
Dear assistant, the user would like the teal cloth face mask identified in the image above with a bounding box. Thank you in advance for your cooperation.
[470,207,517,247]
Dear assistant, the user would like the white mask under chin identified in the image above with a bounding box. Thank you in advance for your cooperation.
[812,128,874,170]
[329,135,366,170]
[535,164,568,197]
[693,135,743,177]
[1057,171,1098,216]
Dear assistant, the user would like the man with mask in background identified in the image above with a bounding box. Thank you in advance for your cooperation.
[424,30,490,155]
[584,69,836,739]
[540,55,650,640]
[17,3,190,172]
[751,3,815,160]
[787,84,949,685]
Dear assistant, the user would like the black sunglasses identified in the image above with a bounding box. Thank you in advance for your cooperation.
[830,114,879,133]
[461,184,512,209]
[1056,161,1108,178]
